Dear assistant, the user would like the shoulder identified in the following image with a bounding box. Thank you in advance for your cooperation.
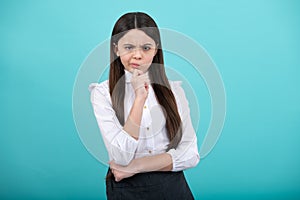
[169,80,184,97]
[88,80,110,97]
[169,80,182,90]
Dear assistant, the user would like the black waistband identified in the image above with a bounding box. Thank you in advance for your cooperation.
[106,168,184,188]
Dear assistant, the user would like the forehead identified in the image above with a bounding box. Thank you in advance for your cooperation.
[118,29,155,45]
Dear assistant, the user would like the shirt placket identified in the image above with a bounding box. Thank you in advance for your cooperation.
[141,96,154,155]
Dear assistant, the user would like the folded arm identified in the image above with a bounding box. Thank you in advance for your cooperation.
[90,82,146,166]
[110,82,200,181]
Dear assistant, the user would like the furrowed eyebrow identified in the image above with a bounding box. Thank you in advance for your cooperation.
[142,43,154,46]
[122,43,154,46]
[123,44,135,46]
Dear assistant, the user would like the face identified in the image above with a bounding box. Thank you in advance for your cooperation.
[115,29,157,73]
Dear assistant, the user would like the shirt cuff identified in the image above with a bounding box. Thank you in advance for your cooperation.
[166,148,200,172]
[166,149,177,171]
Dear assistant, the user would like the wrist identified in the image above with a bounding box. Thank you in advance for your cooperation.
[130,159,142,173]
[134,96,146,104]
[133,97,146,110]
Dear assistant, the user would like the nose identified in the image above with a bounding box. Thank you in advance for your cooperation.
[133,48,142,59]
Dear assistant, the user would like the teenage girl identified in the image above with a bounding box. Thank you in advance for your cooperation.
[89,12,200,200]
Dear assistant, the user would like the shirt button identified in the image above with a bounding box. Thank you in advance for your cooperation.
[146,127,149,131]
[148,150,152,154]
[144,105,147,109]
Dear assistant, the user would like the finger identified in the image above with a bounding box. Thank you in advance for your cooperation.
[132,69,143,77]
[143,78,151,89]
[134,74,150,84]
[144,77,150,85]
[134,83,148,90]
[138,72,148,79]
[109,163,116,170]
[136,69,144,76]
[144,83,149,91]
[132,69,138,77]
[110,162,123,172]
[131,72,148,83]
[132,77,148,87]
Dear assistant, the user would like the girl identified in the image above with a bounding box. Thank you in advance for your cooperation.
[89,12,200,200]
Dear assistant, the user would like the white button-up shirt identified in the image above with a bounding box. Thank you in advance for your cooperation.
[89,70,200,171]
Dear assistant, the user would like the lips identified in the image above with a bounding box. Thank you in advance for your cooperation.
[130,63,140,68]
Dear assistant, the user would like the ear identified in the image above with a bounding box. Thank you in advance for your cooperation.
[113,43,119,56]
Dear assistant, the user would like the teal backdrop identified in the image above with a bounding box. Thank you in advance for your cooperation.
[1,0,300,199]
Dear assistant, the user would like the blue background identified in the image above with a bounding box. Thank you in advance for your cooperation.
[1,0,300,199]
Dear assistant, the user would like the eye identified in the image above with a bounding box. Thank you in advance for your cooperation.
[124,45,134,50]
[142,46,151,51]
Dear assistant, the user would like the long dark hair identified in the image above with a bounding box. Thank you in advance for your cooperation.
[109,12,182,150]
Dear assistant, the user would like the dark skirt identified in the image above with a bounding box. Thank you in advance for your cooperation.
[106,168,194,200]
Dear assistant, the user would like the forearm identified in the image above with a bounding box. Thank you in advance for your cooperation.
[109,153,173,182]
[123,97,145,140]
[132,153,173,173]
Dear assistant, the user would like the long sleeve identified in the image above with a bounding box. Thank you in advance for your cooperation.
[89,82,138,166]
[166,81,200,171]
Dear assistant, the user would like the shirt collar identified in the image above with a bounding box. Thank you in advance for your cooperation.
[124,69,132,83]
